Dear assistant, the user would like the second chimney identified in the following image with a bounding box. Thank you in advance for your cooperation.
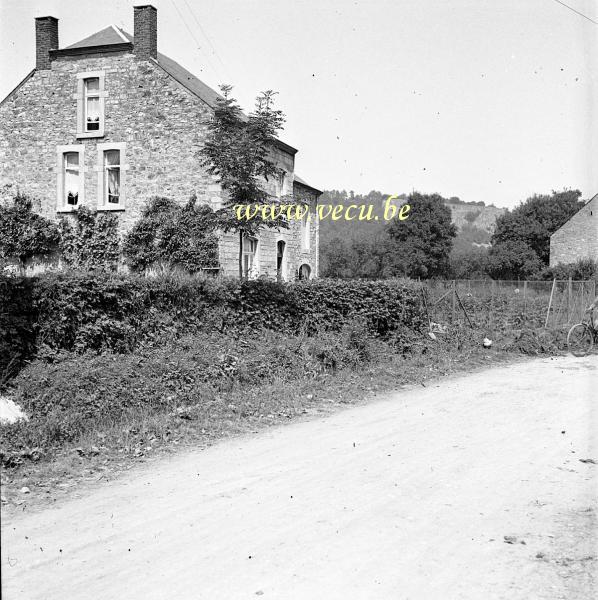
[35,16,59,70]
[134,5,157,60]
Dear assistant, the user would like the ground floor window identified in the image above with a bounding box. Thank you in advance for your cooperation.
[242,236,258,278]
[104,150,121,204]
[56,145,85,212]
[97,143,126,209]
[277,240,286,281]
[64,152,80,205]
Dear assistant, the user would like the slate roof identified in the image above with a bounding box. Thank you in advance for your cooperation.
[51,24,319,193]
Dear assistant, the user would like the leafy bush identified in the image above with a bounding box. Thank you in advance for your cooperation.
[59,207,120,272]
[540,258,598,282]
[123,196,220,273]
[0,193,60,270]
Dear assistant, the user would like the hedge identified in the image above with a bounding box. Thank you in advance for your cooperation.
[0,274,426,381]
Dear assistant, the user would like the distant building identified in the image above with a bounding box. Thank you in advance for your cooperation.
[550,194,598,266]
[0,5,321,280]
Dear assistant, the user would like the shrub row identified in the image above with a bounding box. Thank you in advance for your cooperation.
[0,274,426,381]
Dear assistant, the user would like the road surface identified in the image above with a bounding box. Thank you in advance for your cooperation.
[2,355,597,599]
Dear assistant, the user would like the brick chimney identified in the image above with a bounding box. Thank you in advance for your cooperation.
[134,5,157,59]
[35,16,58,70]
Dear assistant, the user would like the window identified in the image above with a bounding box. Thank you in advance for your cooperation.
[56,145,85,212]
[64,153,80,205]
[76,71,106,138]
[97,143,126,210]
[301,208,311,250]
[84,78,100,132]
[104,150,121,204]
[276,240,286,281]
[277,171,286,197]
[242,236,258,278]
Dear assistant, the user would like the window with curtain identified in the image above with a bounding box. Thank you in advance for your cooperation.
[64,152,80,206]
[84,77,100,132]
[242,236,258,278]
[104,150,121,205]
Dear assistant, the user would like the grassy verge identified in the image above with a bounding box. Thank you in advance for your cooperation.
[0,324,563,512]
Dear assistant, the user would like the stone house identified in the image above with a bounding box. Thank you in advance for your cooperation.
[0,5,321,280]
[549,194,598,267]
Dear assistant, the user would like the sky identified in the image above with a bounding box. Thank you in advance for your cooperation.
[1,0,596,209]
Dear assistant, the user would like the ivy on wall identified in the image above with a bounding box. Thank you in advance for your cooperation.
[59,207,120,272]
[0,194,60,271]
[123,196,220,273]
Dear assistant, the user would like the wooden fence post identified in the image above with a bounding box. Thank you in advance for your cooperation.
[523,280,528,325]
[567,277,573,323]
[451,280,456,323]
[544,278,557,329]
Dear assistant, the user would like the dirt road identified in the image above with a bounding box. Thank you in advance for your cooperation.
[2,355,597,599]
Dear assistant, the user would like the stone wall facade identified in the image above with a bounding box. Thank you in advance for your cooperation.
[0,46,319,279]
[549,195,598,266]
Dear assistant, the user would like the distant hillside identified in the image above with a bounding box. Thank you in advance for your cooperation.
[318,190,505,235]
[443,202,506,233]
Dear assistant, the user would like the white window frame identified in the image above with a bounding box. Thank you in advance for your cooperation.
[96,142,127,210]
[75,71,107,138]
[56,144,85,213]
[242,235,259,279]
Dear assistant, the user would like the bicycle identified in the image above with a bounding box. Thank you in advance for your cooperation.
[567,310,597,356]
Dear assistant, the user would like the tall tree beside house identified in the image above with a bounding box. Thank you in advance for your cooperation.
[488,189,584,279]
[383,193,457,278]
[200,85,288,278]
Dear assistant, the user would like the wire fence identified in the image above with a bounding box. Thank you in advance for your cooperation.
[424,279,597,331]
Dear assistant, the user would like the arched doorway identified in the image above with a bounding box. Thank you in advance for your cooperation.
[276,240,286,281]
[298,263,311,280]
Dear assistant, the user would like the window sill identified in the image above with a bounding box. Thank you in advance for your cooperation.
[56,206,79,214]
[97,205,125,212]
[76,131,105,139]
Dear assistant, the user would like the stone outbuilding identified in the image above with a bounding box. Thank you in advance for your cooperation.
[549,194,598,267]
[0,5,321,279]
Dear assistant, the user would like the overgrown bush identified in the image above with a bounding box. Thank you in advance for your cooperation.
[0,193,60,271]
[59,207,120,272]
[0,273,426,383]
[123,196,220,273]
[540,258,598,282]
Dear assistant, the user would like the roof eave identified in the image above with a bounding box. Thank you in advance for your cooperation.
[50,42,133,58]
[274,139,297,155]
[294,179,323,196]
[0,68,36,107]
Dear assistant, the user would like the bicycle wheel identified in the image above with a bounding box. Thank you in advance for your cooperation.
[567,323,594,357]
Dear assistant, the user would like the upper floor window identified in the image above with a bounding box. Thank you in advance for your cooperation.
[56,145,85,213]
[84,78,100,132]
[76,71,106,138]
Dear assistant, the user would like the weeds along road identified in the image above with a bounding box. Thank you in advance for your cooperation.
[2,355,597,599]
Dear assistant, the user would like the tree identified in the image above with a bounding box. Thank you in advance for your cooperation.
[491,189,584,265]
[486,240,544,280]
[449,247,490,279]
[200,85,287,278]
[384,193,457,278]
